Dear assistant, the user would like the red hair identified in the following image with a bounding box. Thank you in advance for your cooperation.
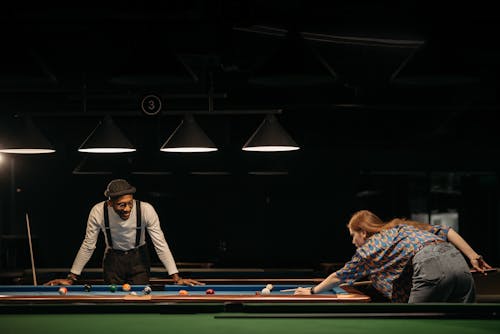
[347,210,433,238]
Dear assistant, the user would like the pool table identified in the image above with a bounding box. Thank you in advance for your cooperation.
[0,284,370,303]
[2,286,499,334]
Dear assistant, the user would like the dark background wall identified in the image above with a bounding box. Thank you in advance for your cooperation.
[0,2,500,272]
[1,120,499,271]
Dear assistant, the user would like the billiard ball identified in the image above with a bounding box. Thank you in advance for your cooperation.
[109,284,117,293]
[143,286,152,295]
[129,291,138,296]
[122,283,131,292]
[178,289,189,295]
[205,288,215,295]
[83,284,92,292]
[58,287,68,295]
[261,288,271,295]
[266,284,273,291]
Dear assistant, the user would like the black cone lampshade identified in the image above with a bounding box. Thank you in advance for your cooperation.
[0,115,55,154]
[242,114,300,152]
[78,115,136,153]
[160,114,217,153]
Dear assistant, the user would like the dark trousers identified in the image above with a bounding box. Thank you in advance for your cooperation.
[103,244,151,285]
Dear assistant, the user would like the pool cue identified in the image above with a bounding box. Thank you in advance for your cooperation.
[340,280,372,287]
[281,281,373,292]
[25,212,38,286]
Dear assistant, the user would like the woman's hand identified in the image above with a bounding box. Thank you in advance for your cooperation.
[470,256,493,275]
[294,287,312,295]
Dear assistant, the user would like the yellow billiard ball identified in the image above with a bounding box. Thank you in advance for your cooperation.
[178,289,189,295]
[122,283,131,292]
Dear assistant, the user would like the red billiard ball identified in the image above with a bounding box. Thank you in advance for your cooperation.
[178,289,189,295]
[205,288,215,295]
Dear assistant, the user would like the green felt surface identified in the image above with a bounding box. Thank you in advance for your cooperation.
[2,314,500,334]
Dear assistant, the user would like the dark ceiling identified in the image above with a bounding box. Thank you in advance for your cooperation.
[1,1,500,161]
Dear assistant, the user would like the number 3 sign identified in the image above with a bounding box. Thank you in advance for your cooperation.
[140,94,162,116]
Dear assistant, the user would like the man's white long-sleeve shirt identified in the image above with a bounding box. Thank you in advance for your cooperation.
[70,200,179,276]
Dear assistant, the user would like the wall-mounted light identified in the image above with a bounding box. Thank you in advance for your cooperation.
[160,114,218,153]
[242,114,300,152]
[78,115,136,153]
[0,114,55,154]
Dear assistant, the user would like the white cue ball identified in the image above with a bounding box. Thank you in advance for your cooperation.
[266,284,273,291]
[261,288,271,295]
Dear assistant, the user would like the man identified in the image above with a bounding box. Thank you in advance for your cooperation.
[46,179,203,286]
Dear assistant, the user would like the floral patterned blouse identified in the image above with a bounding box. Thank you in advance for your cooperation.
[335,224,450,302]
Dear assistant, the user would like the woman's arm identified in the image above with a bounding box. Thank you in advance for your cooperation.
[294,272,341,295]
[447,228,493,274]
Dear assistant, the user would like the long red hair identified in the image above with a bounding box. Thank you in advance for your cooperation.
[347,210,433,238]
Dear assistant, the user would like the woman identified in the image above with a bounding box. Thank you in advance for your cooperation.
[295,210,492,302]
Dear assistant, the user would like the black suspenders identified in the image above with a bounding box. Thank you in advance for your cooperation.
[103,201,112,247]
[135,200,142,247]
[104,200,142,250]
